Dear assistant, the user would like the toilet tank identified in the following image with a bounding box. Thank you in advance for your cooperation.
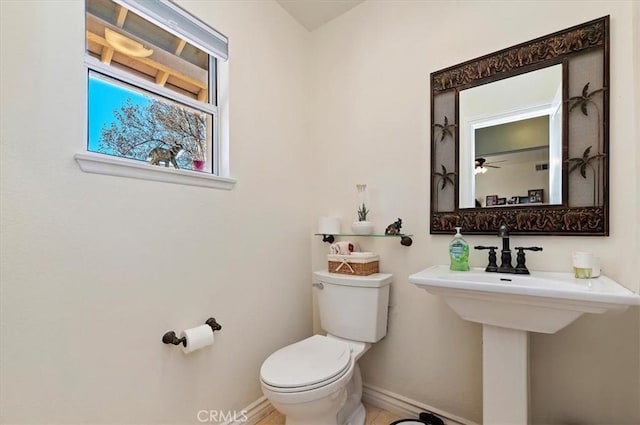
[312,270,392,343]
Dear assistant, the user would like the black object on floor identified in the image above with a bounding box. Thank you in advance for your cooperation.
[419,412,445,425]
[390,411,445,425]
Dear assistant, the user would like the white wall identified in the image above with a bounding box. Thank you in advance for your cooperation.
[309,1,639,423]
[635,2,640,413]
[0,1,312,423]
[2,1,639,425]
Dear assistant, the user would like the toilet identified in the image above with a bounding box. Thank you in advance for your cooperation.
[260,270,392,425]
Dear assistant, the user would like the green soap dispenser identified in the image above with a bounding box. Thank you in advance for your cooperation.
[449,227,470,271]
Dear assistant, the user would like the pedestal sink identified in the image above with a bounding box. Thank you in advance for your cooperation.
[408,265,640,424]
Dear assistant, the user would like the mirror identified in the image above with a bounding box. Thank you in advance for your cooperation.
[459,65,562,208]
[430,16,609,235]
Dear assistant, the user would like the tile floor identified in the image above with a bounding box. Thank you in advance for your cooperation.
[256,403,405,425]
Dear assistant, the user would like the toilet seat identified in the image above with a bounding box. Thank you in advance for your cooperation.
[260,335,352,393]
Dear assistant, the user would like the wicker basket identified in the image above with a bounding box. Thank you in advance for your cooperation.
[327,254,379,276]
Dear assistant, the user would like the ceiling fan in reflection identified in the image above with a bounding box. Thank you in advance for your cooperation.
[474,158,505,175]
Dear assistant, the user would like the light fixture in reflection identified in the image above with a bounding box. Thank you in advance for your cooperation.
[474,166,488,175]
[104,28,153,58]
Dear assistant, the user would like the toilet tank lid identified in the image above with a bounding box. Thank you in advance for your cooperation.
[313,270,392,288]
[260,335,351,388]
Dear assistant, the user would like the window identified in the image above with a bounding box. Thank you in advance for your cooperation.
[81,0,231,187]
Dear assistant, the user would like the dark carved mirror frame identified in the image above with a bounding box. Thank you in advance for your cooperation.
[430,16,609,236]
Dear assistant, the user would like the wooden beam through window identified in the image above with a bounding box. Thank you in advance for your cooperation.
[116,5,128,27]
[174,39,187,56]
[101,46,114,64]
[156,71,169,86]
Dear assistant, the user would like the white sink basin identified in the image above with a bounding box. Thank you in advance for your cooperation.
[409,265,640,333]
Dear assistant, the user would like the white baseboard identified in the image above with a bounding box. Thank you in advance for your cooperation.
[362,383,479,425]
[224,396,273,425]
[230,386,479,425]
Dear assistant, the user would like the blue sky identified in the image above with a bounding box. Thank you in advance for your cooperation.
[87,75,149,152]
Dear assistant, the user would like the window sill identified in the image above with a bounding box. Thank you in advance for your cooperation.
[74,152,236,190]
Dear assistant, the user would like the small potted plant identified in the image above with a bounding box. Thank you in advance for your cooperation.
[351,184,374,235]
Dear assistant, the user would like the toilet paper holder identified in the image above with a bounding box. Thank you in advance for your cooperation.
[162,317,222,347]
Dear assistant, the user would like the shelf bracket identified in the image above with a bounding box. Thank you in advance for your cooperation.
[321,234,335,244]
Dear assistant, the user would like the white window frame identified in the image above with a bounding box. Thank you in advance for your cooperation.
[76,0,234,190]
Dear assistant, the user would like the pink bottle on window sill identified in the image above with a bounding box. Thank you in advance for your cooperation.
[193,159,205,171]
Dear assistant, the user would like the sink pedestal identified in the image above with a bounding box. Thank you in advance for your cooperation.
[483,325,528,424]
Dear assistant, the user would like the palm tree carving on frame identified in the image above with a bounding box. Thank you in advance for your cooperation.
[567,82,607,204]
[433,116,457,142]
[566,146,606,206]
[433,164,456,211]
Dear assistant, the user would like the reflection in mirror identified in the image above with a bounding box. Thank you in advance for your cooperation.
[459,64,563,208]
[475,144,550,206]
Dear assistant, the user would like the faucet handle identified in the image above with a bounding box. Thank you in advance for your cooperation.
[513,247,543,274]
[474,245,499,272]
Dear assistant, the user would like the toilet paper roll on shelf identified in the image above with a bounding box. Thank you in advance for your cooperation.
[162,317,222,354]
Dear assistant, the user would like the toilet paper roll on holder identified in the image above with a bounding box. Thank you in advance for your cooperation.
[162,317,222,347]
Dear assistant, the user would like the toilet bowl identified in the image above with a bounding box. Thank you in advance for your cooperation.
[260,335,368,425]
[260,271,392,425]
